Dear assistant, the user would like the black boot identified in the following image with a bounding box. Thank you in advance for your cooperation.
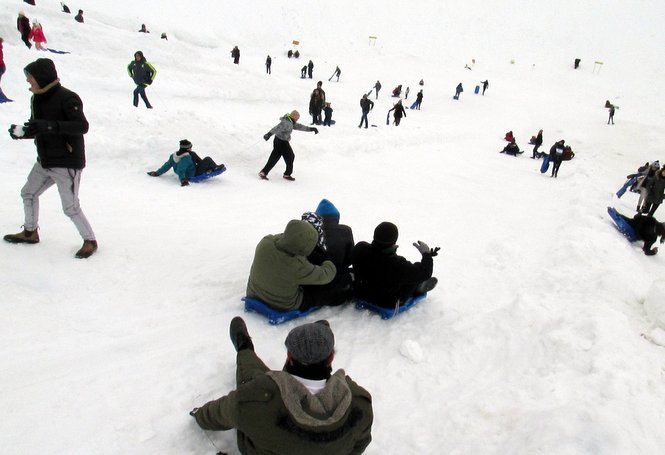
[230,317,254,352]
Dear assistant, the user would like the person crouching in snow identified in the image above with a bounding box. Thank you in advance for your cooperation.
[500,138,522,156]
[322,102,333,126]
[147,139,225,186]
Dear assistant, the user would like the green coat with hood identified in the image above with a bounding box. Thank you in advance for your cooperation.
[247,220,336,310]
[194,351,373,454]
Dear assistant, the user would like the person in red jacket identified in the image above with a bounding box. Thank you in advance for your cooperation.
[28,20,47,50]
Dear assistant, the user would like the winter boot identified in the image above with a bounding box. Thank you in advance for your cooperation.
[415,277,438,294]
[230,316,254,352]
[75,240,98,259]
[283,175,295,181]
[259,171,269,180]
[3,229,40,244]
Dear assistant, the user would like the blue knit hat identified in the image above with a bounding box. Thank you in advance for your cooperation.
[315,199,340,219]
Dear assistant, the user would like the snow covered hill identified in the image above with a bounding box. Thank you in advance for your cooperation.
[1,0,665,454]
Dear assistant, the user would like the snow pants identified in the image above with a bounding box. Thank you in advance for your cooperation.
[260,138,294,177]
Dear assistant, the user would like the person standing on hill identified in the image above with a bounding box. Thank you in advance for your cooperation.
[359,94,374,128]
[550,140,565,178]
[531,129,543,159]
[608,104,616,125]
[388,100,406,126]
[265,55,272,74]
[28,20,47,51]
[231,46,240,64]
[481,80,489,95]
[17,12,32,49]
[259,110,318,181]
[307,60,314,79]
[373,80,381,99]
[415,90,423,110]
[454,82,463,100]
[127,51,156,109]
[309,81,326,125]
[6,58,97,259]
[74,10,83,23]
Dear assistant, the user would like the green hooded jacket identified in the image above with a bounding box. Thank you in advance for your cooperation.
[247,220,336,310]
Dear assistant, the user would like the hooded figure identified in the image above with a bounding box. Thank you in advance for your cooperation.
[192,317,374,454]
[246,220,336,311]
[5,58,97,259]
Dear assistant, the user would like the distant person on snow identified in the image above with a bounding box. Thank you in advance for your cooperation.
[309,81,326,125]
[642,167,665,216]
[17,12,32,49]
[415,89,423,109]
[405,86,410,99]
[359,93,374,128]
[607,104,615,125]
[138,23,149,33]
[300,65,307,78]
[481,79,489,95]
[388,100,406,126]
[190,317,373,454]
[391,84,402,97]
[6,58,97,259]
[74,10,83,23]
[330,65,341,82]
[259,110,318,181]
[454,82,463,100]
[294,50,300,58]
[307,59,314,78]
[615,211,665,256]
[373,80,381,99]
[160,32,168,40]
[550,140,565,178]
[634,161,660,213]
[231,45,240,64]
[351,221,440,308]
[500,138,522,156]
[323,102,333,126]
[28,20,46,51]
[574,58,581,69]
[147,139,226,187]
[265,55,271,74]
[24,0,35,5]
[61,2,70,13]
[531,129,544,158]
[0,38,6,100]
[127,50,156,109]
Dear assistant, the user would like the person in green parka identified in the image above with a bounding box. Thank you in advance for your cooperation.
[191,317,373,455]
[246,219,349,310]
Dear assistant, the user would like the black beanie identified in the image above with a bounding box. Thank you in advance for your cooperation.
[24,58,58,89]
[179,139,192,150]
[373,221,398,247]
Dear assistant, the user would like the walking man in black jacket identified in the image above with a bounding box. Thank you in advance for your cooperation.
[358,94,374,128]
[6,58,97,258]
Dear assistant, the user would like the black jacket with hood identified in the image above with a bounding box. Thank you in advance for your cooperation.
[24,58,89,169]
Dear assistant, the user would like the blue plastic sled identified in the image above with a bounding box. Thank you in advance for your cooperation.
[354,293,427,320]
[540,154,551,173]
[607,207,638,242]
[410,100,418,109]
[189,166,226,183]
[46,48,71,54]
[616,176,637,198]
[242,297,321,325]
[474,85,480,94]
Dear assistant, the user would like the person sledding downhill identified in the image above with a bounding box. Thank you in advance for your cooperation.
[259,110,318,181]
[147,139,225,186]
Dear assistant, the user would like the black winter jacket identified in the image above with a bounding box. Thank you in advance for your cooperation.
[351,241,433,307]
[321,215,354,270]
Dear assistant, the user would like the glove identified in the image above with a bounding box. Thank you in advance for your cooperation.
[8,125,21,140]
[312,128,319,134]
[23,120,57,136]
[413,241,440,257]
[189,407,199,417]
[263,133,272,141]
[181,179,190,187]
[147,171,159,177]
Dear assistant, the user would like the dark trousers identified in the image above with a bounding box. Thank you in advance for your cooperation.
[260,138,294,176]
[551,159,562,177]
[394,116,402,126]
[359,112,369,128]
[532,144,541,158]
[266,64,271,74]
[21,32,31,49]
[133,85,152,108]
[301,272,352,310]
[195,157,218,176]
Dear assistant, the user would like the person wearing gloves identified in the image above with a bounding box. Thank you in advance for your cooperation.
[147,139,225,186]
[351,221,439,308]
[5,58,97,259]
[190,317,373,454]
[127,50,156,108]
[259,110,318,181]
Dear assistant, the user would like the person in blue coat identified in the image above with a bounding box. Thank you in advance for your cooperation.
[147,139,225,186]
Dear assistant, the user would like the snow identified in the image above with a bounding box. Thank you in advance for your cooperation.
[1,0,665,453]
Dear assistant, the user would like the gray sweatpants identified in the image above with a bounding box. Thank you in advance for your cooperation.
[21,162,96,240]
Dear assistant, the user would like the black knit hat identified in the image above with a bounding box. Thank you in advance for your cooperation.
[179,139,192,150]
[373,221,398,247]
[24,58,58,89]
